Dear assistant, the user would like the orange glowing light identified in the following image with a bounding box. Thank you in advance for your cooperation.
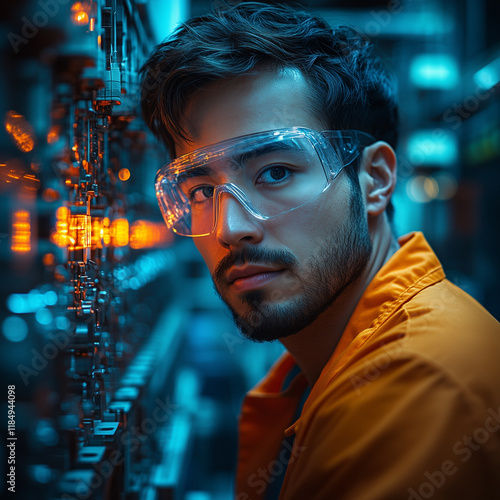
[12,210,31,253]
[23,174,40,191]
[89,17,95,31]
[51,206,70,247]
[74,12,89,25]
[47,127,60,144]
[4,111,35,153]
[71,2,90,25]
[68,214,91,250]
[91,217,103,249]
[112,218,129,247]
[42,188,60,202]
[56,206,69,219]
[0,161,41,191]
[130,220,173,249]
[43,253,55,267]
[118,168,131,181]
[102,217,111,245]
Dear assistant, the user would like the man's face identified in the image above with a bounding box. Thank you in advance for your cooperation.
[175,69,372,342]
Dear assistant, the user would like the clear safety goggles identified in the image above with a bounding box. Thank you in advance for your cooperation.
[154,127,375,237]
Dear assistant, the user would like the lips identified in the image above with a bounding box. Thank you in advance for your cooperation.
[226,265,284,292]
[227,265,281,283]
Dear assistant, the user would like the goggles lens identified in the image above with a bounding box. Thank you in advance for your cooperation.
[155,127,374,237]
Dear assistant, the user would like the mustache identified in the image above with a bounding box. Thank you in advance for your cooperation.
[213,246,297,285]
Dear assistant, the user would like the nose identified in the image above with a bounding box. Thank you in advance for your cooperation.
[214,191,264,249]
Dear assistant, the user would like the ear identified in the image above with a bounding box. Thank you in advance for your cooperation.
[358,141,397,216]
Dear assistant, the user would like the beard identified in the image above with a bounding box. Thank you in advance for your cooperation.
[212,190,372,342]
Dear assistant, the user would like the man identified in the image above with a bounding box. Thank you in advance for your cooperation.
[140,3,500,499]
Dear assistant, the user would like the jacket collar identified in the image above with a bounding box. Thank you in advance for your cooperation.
[284,231,446,435]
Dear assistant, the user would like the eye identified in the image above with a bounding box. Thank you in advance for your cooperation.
[189,185,215,203]
[257,165,292,185]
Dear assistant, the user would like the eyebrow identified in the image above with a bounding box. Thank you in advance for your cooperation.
[230,141,304,170]
[177,165,213,183]
[176,140,304,182]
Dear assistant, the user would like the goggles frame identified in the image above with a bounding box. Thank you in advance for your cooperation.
[155,127,376,237]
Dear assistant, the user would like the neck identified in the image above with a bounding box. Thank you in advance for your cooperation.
[281,217,399,386]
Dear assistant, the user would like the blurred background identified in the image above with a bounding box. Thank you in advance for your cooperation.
[0,0,499,499]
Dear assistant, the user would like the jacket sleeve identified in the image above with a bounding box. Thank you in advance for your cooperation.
[281,353,500,500]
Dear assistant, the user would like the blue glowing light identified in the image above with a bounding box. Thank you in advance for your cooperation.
[474,56,500,90]
[410,54,459,89]
[35,308,53,326]
[2,315,29,342]
[407,130,458,167]
[44,290,58,306]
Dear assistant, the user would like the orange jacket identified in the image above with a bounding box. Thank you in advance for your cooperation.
[236,232,500,500]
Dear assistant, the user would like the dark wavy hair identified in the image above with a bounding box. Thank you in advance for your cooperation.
[140,1,398,219]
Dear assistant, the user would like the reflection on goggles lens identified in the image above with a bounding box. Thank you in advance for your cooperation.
[155,128,373,237]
